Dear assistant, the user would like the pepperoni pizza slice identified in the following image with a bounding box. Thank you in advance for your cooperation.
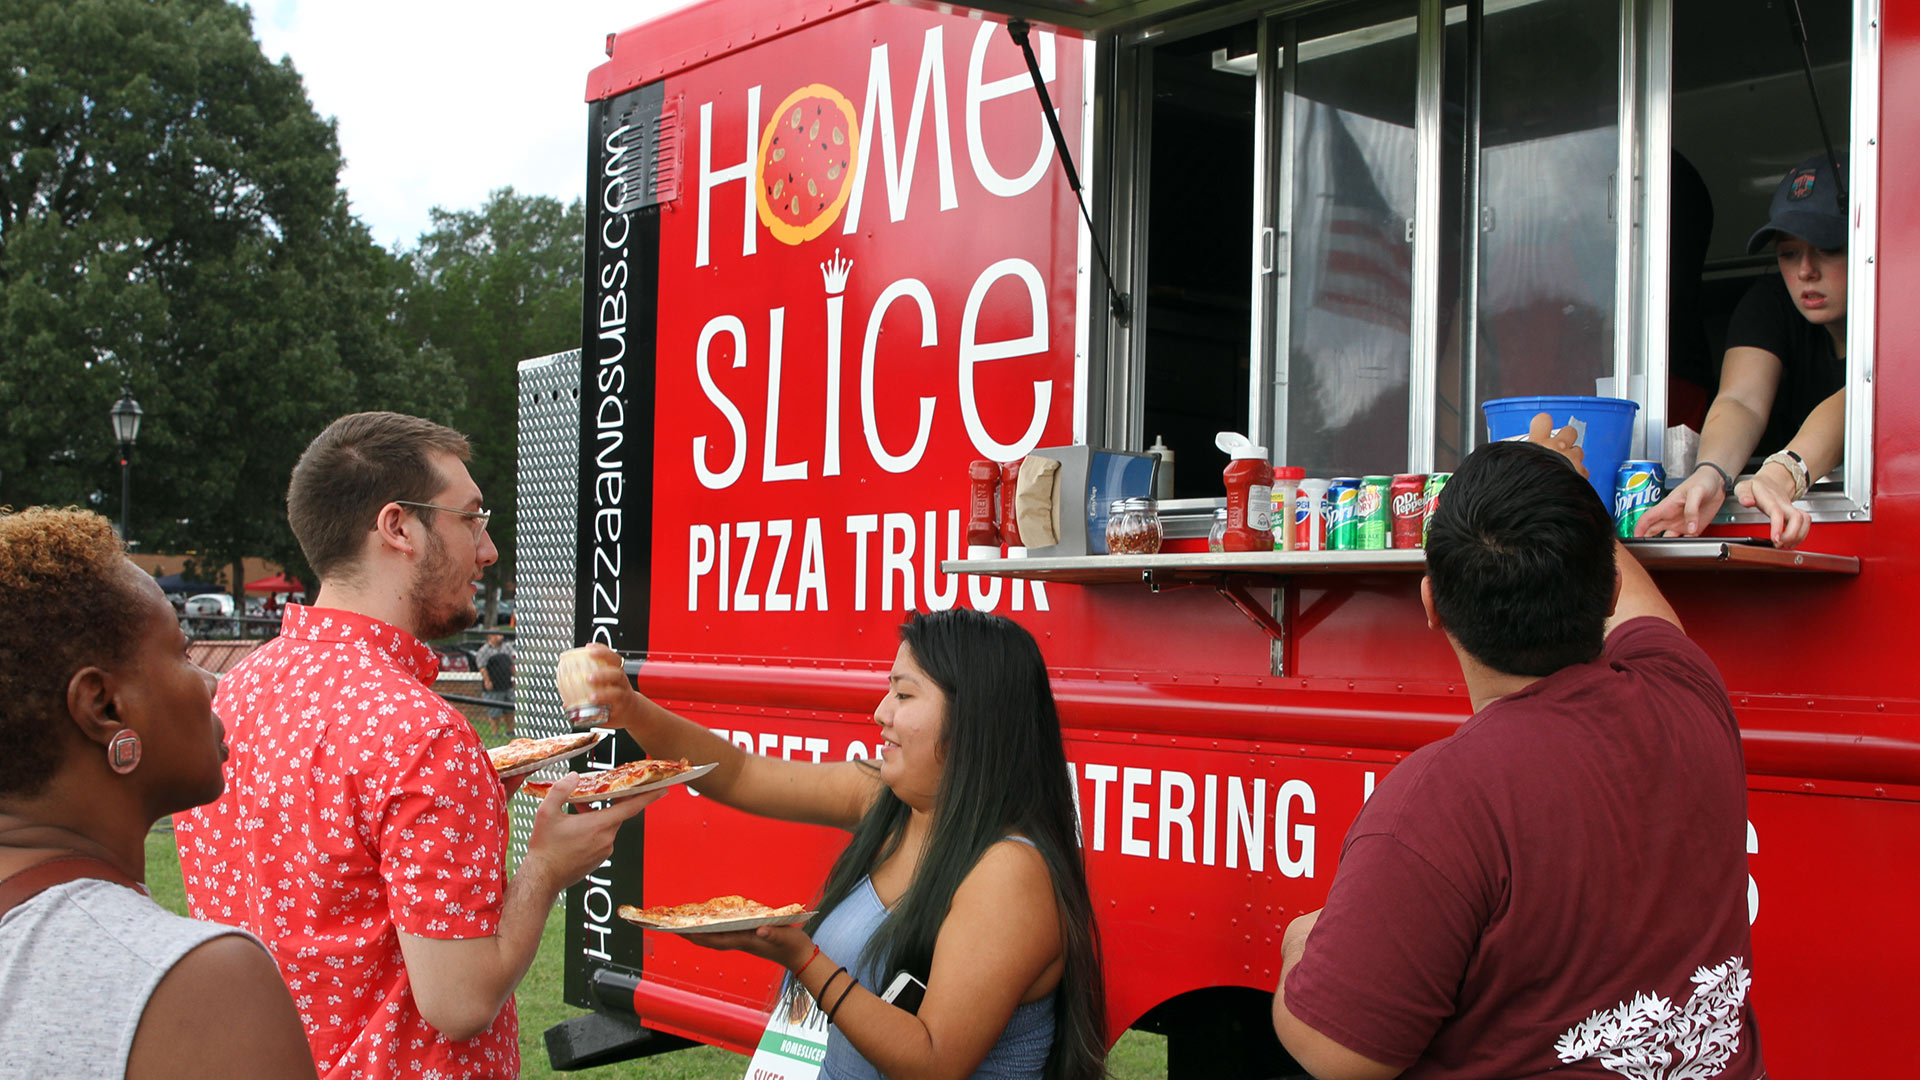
[518,757,711,802]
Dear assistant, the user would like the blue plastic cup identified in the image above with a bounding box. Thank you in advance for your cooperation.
[1481,395,1640,507]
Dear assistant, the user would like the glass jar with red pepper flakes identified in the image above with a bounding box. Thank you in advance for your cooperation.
[1105,498,1163,555]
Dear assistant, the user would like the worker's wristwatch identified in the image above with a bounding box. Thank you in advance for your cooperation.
[1694,460,1735,497]
[1762,449,1812,500]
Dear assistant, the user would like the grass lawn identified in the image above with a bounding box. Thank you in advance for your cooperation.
[145,718,1168,1077]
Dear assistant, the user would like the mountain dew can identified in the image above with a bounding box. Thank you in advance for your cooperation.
[1614,461,1666,538]
[1421,472,1451,546]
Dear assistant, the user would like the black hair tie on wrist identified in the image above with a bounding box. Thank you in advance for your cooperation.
[815,966,848,1004]
[827,975,860,1025]
[1695,460,1735,496]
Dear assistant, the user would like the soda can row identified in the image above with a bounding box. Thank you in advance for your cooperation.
[1290,473,1450,551]
[1613,461,1666,538]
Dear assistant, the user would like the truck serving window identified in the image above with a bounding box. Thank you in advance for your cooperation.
[1109,0,1876,521]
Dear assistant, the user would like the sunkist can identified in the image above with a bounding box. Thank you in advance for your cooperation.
[1357,475,1392,550]
[1326,478,1362,550]
[1614,461,1667,538]
[1390,474,1427,549]
[1421,472,1451,547]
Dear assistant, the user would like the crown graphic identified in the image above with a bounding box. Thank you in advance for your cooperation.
[820,249,853,295]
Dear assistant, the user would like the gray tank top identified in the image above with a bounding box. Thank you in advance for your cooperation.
[0,878,252,1079]
[810,841,1055,1080]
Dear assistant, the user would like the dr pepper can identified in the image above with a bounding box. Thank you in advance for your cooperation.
[1390,474,1427,549]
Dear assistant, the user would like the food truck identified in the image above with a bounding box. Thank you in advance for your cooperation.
[512,0,1914,1073]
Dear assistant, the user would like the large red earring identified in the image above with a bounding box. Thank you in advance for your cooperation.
[107,730,142,774]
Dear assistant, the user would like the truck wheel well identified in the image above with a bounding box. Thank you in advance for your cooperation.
[1129,986,1306,1080]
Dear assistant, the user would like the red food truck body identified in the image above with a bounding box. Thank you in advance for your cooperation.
[513,0,1919,1074]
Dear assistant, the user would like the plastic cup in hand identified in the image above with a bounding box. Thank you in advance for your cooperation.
[556,647,616,728]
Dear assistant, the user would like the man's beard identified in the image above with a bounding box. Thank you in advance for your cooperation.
[407,527,476,640]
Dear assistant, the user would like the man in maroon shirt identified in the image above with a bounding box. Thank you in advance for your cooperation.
[1272,417,1765,1080]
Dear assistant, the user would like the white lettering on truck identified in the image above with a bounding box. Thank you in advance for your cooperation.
[1072,762,1318,876]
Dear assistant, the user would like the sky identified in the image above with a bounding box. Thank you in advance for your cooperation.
[249,0,694,251]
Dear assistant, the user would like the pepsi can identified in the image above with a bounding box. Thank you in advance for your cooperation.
[1326,478,1363,550]
[1614,461,1666,538]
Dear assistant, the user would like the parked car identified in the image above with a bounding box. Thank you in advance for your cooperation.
[183,593,235,618]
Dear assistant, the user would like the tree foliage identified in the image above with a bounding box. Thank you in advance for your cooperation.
[0,0,458,587]
[400,188,585,606]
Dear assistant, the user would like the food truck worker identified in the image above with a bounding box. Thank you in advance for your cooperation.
[1638,153,1849,550]
[1272,416,1764,1080]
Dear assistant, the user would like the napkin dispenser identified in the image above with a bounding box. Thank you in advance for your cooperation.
[1020,445,1158,557]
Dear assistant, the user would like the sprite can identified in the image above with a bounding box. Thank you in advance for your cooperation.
[1326,478,1362,550]
[1421,472,1451,546]
[1357,475,1392,550]
[1614,461,1667,538]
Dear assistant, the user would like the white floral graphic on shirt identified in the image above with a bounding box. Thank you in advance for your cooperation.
[1553,956,1750,1080]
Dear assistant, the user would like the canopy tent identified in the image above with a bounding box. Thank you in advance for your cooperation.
[155,573,221,594]
[243,572,304,594]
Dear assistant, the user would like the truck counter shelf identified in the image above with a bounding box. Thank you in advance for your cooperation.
[942,539,1862,586]
[943,541,1858,647]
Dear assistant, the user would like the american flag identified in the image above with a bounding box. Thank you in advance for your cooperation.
[1299,103,1412,333]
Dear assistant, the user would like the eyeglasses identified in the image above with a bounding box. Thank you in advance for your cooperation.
[394,500,493,539]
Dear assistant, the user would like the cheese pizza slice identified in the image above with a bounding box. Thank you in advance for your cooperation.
[617,894,809,929]
[487,733,601,774]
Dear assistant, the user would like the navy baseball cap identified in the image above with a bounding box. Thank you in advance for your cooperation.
[1746,153,1849,254]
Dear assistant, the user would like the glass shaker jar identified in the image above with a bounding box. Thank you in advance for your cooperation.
[1104,499,1134,554]
[1130,497,1163,554]
[1107,497,1162,555]
[1207,507,1228,553]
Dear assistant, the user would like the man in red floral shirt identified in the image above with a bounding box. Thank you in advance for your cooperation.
[177,412,661,1079]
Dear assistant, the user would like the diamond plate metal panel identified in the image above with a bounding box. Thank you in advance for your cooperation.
[511,349,582,864]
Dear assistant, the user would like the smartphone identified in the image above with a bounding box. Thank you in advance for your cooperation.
[881,970,927,1015]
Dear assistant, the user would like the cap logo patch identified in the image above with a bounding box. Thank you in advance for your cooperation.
[1789,169,1817,200]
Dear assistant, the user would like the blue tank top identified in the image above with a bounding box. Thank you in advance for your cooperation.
[809,850,1055,1079]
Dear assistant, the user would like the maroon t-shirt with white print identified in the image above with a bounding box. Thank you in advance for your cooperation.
[1285,617,1765,1079]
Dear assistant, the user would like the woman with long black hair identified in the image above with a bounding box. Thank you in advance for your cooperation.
[579,607,1105,1080]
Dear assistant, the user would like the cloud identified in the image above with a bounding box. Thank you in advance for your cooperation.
[250,0,689,250]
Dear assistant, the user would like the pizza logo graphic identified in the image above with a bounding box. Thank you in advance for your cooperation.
[757,84,861,246]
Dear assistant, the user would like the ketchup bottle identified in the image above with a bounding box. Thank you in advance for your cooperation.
[967,459,1001,556]
[1000,459,1024,550]
[1217,433,1274,553]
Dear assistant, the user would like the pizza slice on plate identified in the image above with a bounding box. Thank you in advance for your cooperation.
[617,894,809,929]
[487,733,601,774]
[519,757,702,801]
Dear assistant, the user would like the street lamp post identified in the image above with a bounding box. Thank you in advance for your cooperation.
[110,391,143,545]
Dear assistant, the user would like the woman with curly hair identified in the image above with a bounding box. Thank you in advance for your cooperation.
[0,507,314,1080]
[575,607,1106,1080]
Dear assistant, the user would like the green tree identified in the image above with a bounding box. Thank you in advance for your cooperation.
[0,0,458,594]
[401,188,584,621]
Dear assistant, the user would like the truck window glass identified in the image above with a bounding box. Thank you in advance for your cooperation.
[1276,0,1419,478]
[1465,0,1620,432]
